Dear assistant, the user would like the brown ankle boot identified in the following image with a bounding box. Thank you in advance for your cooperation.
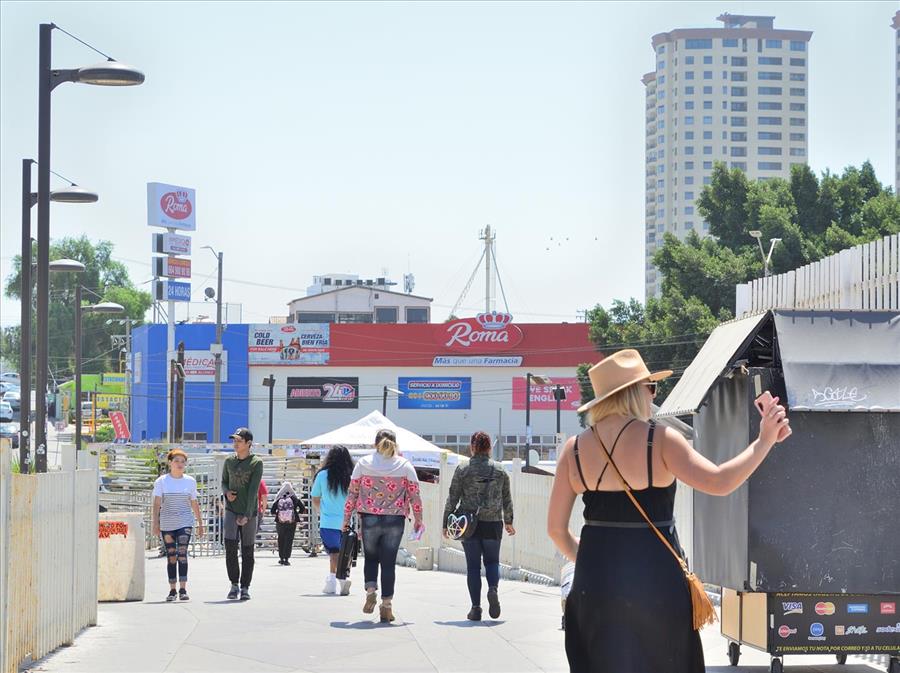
[363,591,377,614]
[379,603,395,622]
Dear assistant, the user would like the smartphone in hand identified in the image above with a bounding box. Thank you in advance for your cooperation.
[754,390,774,415]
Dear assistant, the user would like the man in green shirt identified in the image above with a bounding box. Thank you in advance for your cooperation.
[222,427,263,600]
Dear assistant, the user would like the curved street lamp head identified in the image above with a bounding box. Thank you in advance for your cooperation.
[85,302,125,315]
[748,230,763,239]
[48,258,86,273]
[50,185,98,203]
[76,61,145,87]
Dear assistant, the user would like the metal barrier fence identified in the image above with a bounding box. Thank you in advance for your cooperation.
[96,445,319,557]
[0,444,99,673]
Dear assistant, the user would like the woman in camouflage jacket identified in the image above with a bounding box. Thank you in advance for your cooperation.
[442,431,515,621]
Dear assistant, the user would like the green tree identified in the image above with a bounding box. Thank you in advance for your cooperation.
[4,236,151,377]
[586,161,897,404]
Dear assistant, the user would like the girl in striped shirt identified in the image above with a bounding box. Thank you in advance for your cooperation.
[152,449,204,601]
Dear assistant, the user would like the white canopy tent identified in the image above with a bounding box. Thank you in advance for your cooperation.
[297,410,459,469]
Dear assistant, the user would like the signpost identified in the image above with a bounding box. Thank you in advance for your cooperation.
[148,182,195,441]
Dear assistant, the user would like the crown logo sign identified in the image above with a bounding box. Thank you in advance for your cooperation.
[175,191,189,203]
[475,311,512,330]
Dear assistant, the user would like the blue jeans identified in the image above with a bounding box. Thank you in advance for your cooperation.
[462,533,502,607]
[361,514,405,598]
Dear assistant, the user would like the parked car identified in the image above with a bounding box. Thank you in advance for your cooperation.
[0,401,13,422]
[0,372,20,384]
[0,421,20,449]
[0,381,19,397]
[3,389,20,411]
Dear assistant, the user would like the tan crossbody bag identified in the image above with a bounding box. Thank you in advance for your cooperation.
[592,423,717,630]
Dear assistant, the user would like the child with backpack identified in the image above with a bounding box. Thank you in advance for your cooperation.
[270,482,306,565]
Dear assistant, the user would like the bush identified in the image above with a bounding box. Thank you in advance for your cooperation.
[93,423,116,443]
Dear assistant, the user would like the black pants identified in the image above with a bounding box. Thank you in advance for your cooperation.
[276,521,297,560]
[225,538,255,588]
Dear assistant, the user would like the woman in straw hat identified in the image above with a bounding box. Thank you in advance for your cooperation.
[548,349,790,673]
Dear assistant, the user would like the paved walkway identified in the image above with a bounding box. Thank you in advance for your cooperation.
[30,553,887,673]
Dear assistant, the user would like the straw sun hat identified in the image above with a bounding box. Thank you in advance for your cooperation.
[577,349,673,414]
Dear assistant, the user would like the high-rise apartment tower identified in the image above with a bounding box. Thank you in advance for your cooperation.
[644,14,812,300]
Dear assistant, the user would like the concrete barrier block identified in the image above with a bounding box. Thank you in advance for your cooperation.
[98,512,145,602]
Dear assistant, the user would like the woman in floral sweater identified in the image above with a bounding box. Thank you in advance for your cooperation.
[343,429,424,622]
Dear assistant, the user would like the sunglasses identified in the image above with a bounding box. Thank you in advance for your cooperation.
[643,382,658,396]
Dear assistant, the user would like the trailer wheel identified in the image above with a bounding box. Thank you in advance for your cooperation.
[727,642,740,666]
[770,657,783,673]
[835,653,847,665]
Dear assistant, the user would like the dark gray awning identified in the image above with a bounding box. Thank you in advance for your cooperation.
[656,312,770,418]
[775,310,900,412]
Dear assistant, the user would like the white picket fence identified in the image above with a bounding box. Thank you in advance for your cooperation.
[0,445,99,673]
[735,233,900,315]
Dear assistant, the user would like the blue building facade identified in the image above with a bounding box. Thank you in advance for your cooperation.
[131,323,249,441]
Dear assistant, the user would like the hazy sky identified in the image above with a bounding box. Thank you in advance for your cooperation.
[1,1,896,330]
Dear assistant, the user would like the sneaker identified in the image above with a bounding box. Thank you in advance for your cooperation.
[166,589,177,602]
[323,575,337,594]
[240,588,251,601]
[227,585,239,600]
[363,591,377,614]
[487,588,501,619]
[278,559,285,565]
[179,588,189,601]
[283,559,291,566]
[379,603,395,623]
[467,606,482,621]
[339,579,351,596]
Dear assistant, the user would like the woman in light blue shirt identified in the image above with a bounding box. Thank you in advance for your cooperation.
[311,445,353,595]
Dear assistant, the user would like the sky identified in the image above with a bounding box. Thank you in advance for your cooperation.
[1,0,897,332]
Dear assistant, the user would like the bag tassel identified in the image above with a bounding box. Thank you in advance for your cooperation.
[684,568,717,630]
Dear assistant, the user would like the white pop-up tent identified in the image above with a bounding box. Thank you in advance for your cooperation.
[298,410,459,469]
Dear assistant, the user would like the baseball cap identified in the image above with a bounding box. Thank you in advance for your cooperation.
[229,427,253,442]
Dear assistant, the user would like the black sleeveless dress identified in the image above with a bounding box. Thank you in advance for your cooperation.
[564,423,705,673]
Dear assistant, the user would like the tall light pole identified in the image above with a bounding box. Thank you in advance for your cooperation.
[20,160,96,472]
[202,246,223,443]
[74,289,124,452]
[524,373,551,466]
[749,230,782,277]
[33,22,144,472]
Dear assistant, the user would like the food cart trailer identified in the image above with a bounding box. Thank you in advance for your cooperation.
[658,309,900,673]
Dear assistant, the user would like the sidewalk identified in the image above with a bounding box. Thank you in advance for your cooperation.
[29,553,886,673]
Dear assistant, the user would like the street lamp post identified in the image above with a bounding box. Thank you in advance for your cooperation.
[262,375,276,444]
[33,22,144,472]
[553,384,567,435]
[382,386,404,417]
[202,247,224,443]
[524,373,551,466]
[74,287,124,452]
[749,230,782,277]
[19,158,96,472]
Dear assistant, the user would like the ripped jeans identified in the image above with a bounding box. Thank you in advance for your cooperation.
[161,526,192,583]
